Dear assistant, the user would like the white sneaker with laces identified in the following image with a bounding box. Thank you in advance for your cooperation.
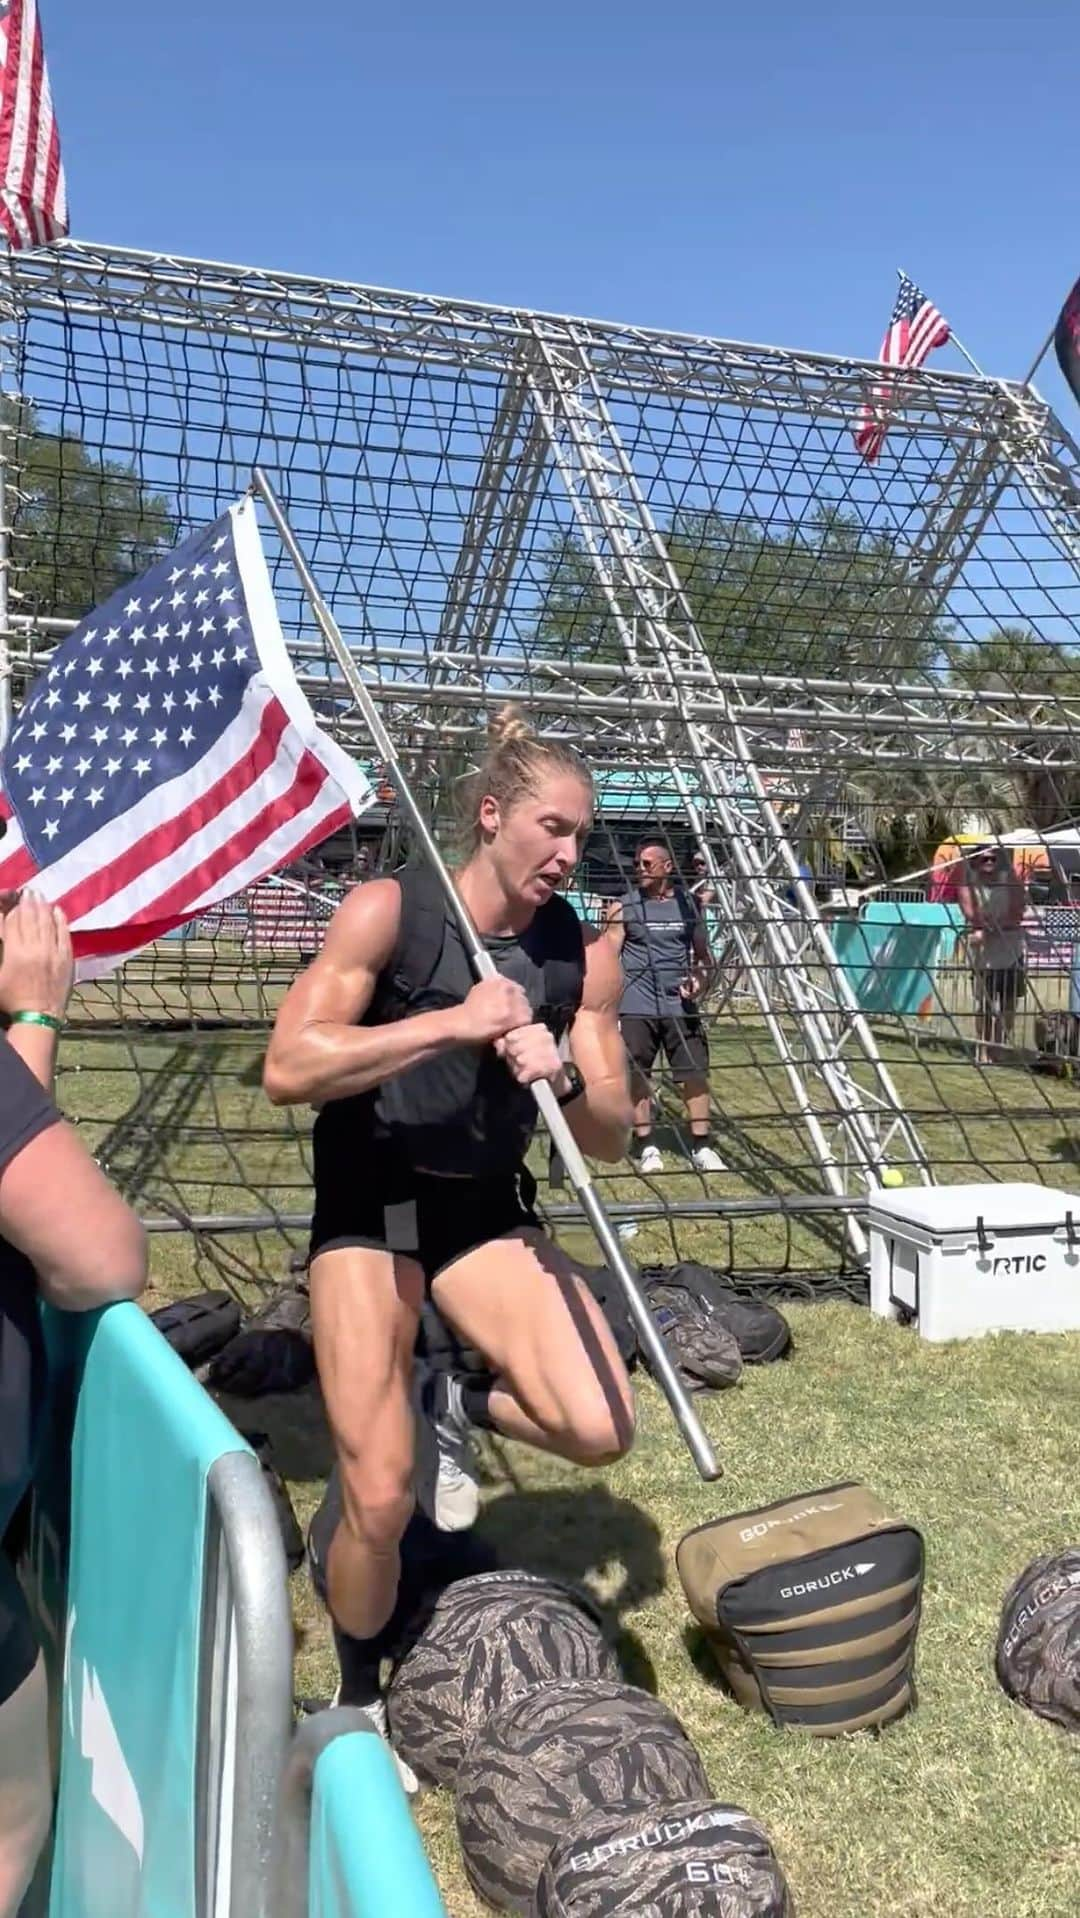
[637,1143,664,1176]
[691,1143,727,1173]
[347,1694,420,1796]
[431,1372,481,1532]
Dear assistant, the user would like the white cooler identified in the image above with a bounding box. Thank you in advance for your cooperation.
[868,1182,1080,1342]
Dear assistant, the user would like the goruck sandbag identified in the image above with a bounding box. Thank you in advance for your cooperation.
[677,1482,923,1736]
[532,1799,794,1917]
[640,1265,792,1366]
[996,1547,1080,1730]
[386,1570,619,1787]
[455,1677,710,1914]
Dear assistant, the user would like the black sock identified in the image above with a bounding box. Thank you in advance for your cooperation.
[460,1373,497,1431]
[332,1626,383,1708]
[631,1132,653,1156]
[691,1131,713,1146]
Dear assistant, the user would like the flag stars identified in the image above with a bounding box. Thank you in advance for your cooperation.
[104,757,122,778]
[30,722,47,741]
[130,626,146,645]
[213,535,227,551]
[183,689,201,711]
[62,659,78,676]
[86,788,104,808]
[57,788,74,809]
[141,658,160,680]
[162,692,176,715]
[150,727,167,748]
[103,626,120,645]
[179,725,195,747]
[224,617,242,636]
[212,561,229,579]
[74,756,92,777]
[73,690,91,711]
[45,688,61,708]
[198,618,215,637]
[42,821,59,841]
[168,567,185,585]
[207,686,222,708]
[194,589,209,608]
[124,599,141,617]
[166,656,181,677]
[91,726,108,746]
[134,694,150,716]
[13,753,31,773]
[59,723,77,744]
[152,623,169,642]
[28,787,45,807]
[117,660,134,680]
[104,693,121,714]
[133,758,152,778]
[189,651,203,673]
[217,584,235,604]
[190,563,207,579]
[45,755,62,775]
[210,647,226,668]
[233,645,248,663]
[86,657,104,678]
[120,726,138,747]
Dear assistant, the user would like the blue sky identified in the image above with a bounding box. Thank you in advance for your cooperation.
[45,0,1080,409]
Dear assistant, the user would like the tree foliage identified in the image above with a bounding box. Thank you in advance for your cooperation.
[5,399,176,622]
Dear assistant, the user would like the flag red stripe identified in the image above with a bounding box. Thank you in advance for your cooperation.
[115,751,334,928]
[54,695,293,923]
[0,841,39,889]
[19,11,43,244]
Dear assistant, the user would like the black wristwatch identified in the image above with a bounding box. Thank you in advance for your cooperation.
[555,1062,586,1108]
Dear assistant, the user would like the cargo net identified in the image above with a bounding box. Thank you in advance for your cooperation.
[5,242,1080,1299]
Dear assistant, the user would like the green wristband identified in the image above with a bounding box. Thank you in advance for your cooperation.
[10,1010,64,1033]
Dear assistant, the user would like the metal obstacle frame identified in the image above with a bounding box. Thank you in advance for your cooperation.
[3,240,1080,1272]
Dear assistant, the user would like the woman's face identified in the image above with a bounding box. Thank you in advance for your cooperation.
[478,771,593,907]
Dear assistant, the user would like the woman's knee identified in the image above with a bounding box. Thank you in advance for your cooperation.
[561,1380,636,1466]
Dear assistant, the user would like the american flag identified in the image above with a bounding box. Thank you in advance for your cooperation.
[0,0,67,249]
[854,275,950,464]
[0,498,373,976]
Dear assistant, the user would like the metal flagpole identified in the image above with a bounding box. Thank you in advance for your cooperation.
[251,467,721,1483]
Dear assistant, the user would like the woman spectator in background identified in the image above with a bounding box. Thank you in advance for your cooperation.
[0,890,147,1917]
[957,846,1027,1065]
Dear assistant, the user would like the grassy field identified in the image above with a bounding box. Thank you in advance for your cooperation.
[281,1308,1080,1918]
[58,953,1080,1917]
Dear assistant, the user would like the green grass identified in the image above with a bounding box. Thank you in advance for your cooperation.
[284,1308,1080,1918]
[56,952,1080,1915]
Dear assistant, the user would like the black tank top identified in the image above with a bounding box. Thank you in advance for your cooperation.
[315,887,584,1178]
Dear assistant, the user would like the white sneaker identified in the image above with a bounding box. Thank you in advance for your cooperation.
[691,1143,727,1173]
[348,1694,420,1796]
[429,1372,481,1532]
[637,1144,664,1176]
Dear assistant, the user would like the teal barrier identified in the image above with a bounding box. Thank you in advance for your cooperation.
[831,902,965,1016]
[21,1302,291,1918]
[308,1735,447,1918]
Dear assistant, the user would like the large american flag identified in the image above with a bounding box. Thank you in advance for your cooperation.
[854,275,950,464]
[0,498,373,976]
[0,0,66,248]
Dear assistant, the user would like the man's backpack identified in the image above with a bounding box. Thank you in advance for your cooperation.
[368,863,586,1041]
[640,1263,793,1366]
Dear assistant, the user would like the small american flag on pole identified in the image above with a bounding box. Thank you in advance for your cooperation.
[0,497,373,976]
[854,274,950,464]
[0,0,67,248]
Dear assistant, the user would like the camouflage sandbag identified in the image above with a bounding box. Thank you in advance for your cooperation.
[533,1799,795,1917]
[386,1570,618,1787]
[645,1283,742,1393]
[455,1677,710,1914]
[996,1548,1080,1731]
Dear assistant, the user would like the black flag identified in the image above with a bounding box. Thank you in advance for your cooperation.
[1054,274,1080,408]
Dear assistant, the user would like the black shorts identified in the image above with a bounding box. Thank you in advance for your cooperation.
[0,1546,36,1707]
[310,1145,541,1289]
[973,964,1024,1015]
[621,1012,710,1082]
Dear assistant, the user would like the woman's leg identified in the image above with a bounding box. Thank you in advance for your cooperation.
[309,1246,424,1641]
[432,1228,635,1467]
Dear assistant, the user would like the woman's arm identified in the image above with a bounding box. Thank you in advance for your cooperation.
[263,878,538,1105]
